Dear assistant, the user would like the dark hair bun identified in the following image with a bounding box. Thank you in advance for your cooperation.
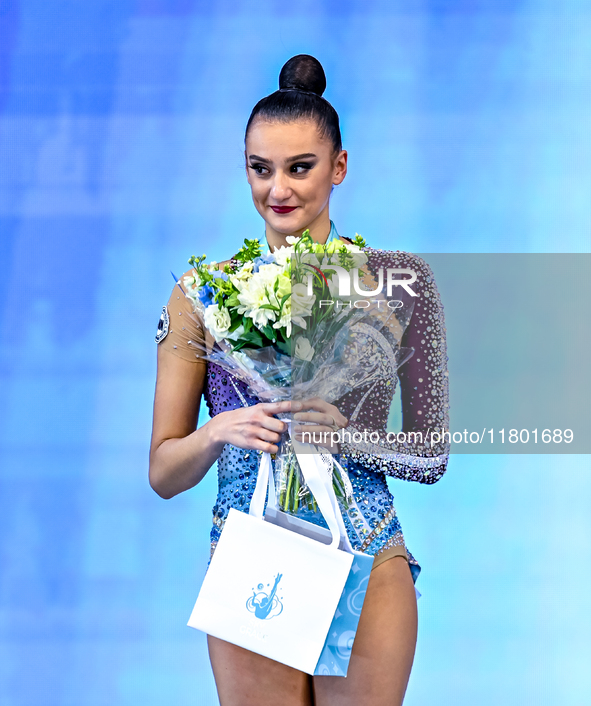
[278,54,326,96]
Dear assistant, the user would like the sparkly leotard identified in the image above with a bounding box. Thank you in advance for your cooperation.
[155,224,450,584]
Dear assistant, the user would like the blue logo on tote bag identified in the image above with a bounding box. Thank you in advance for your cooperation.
[246,573,284,620]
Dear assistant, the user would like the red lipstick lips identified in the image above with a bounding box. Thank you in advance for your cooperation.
[270,206,297,214]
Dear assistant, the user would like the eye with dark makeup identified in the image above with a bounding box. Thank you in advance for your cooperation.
[290,162,315,174]
[248,163,269,176]
[248,159,316,177]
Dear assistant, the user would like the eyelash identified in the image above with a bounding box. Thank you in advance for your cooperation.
[248,162,314,176]
[249,164,268,175]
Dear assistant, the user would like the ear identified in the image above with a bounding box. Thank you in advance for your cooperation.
[244,149,251,183]
[332,149,348,186]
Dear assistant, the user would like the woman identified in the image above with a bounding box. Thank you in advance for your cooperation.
[149,54,449,706]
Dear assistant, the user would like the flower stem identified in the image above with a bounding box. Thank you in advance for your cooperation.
[293,470,300,513]
[284,464,294,512]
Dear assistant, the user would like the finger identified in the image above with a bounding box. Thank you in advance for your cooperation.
[256,427,283,445]
[294,427,337,445]
[296,397,326,412]
[250,439,280,454]
[332,409,349,427]
[260,400,302,414]
[297,398,347,426]
[258,415,288,434]
[292,412,326,424]
[293,412,343,429]
[294,424,335,435]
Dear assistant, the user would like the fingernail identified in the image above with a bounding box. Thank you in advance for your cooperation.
[294,414,302,420]
[292,401,302,410]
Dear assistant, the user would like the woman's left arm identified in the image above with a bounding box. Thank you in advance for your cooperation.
[340,251,450,484]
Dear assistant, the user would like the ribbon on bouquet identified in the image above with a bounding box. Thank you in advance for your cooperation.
[249,419,355,552]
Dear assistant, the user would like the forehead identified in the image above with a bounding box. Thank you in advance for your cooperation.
[245,119,331,157]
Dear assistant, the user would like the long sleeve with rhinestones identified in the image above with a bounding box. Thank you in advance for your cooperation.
[337,249,450,484]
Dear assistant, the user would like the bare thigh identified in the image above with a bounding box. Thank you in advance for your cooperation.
[207,556,417,706]
[207,634,313,706]
[312,556,418,706]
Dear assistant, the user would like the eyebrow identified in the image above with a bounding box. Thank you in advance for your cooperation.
[248,153,318,164]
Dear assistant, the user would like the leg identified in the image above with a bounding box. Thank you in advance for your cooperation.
[312,556,418,706]
[207,634,313,706]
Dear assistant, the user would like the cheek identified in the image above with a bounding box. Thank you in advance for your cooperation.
[249,179,266,203]
[306,171,333,202]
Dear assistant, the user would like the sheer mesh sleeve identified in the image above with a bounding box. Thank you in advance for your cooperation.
[155,268,213,365]
[339,249,450,484]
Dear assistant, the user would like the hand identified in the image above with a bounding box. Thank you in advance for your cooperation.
[292,397,348,453]
[210,400,301,454]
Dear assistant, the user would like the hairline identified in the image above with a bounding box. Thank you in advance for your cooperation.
[245,116,342,154]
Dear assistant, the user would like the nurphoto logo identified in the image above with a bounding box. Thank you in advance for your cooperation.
[304,264,419,298]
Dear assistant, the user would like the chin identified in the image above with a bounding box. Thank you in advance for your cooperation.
[267,212,309,236]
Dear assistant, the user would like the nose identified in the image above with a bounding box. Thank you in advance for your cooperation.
[270,172,292,202]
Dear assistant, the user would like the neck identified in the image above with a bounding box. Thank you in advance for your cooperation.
[265,209,333,251]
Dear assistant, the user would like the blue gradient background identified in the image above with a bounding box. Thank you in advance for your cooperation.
[1,2,590,704]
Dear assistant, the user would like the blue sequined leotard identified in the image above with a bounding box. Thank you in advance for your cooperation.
[156,223,450,584]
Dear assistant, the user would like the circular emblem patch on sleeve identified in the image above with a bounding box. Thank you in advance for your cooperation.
[155,305,170,343]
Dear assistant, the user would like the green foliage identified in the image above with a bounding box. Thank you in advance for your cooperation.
[235,238,263,263]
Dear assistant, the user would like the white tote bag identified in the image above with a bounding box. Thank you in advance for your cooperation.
[187,440,355,675]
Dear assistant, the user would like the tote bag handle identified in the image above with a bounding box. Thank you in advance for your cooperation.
[249,420,348,550]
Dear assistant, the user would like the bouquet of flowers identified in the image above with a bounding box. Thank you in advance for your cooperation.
[178,229,414,521]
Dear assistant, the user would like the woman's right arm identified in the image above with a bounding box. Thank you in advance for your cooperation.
[149,344,220,499]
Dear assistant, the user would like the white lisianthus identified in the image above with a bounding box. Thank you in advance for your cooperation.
[294,336,315,361]
[285,235,300,245]
[291,282,316,319]
[225,323,246,342]
[203,304,232,341]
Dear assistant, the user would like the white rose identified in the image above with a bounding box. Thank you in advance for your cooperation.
[203,304,232,341]
[225,323,246,341]
[291,282,316,319]
[294,336,314,361]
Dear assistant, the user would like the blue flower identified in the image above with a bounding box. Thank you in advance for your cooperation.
[252,252,276,272]
[197,282,215,307]
[211,270,229,282]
